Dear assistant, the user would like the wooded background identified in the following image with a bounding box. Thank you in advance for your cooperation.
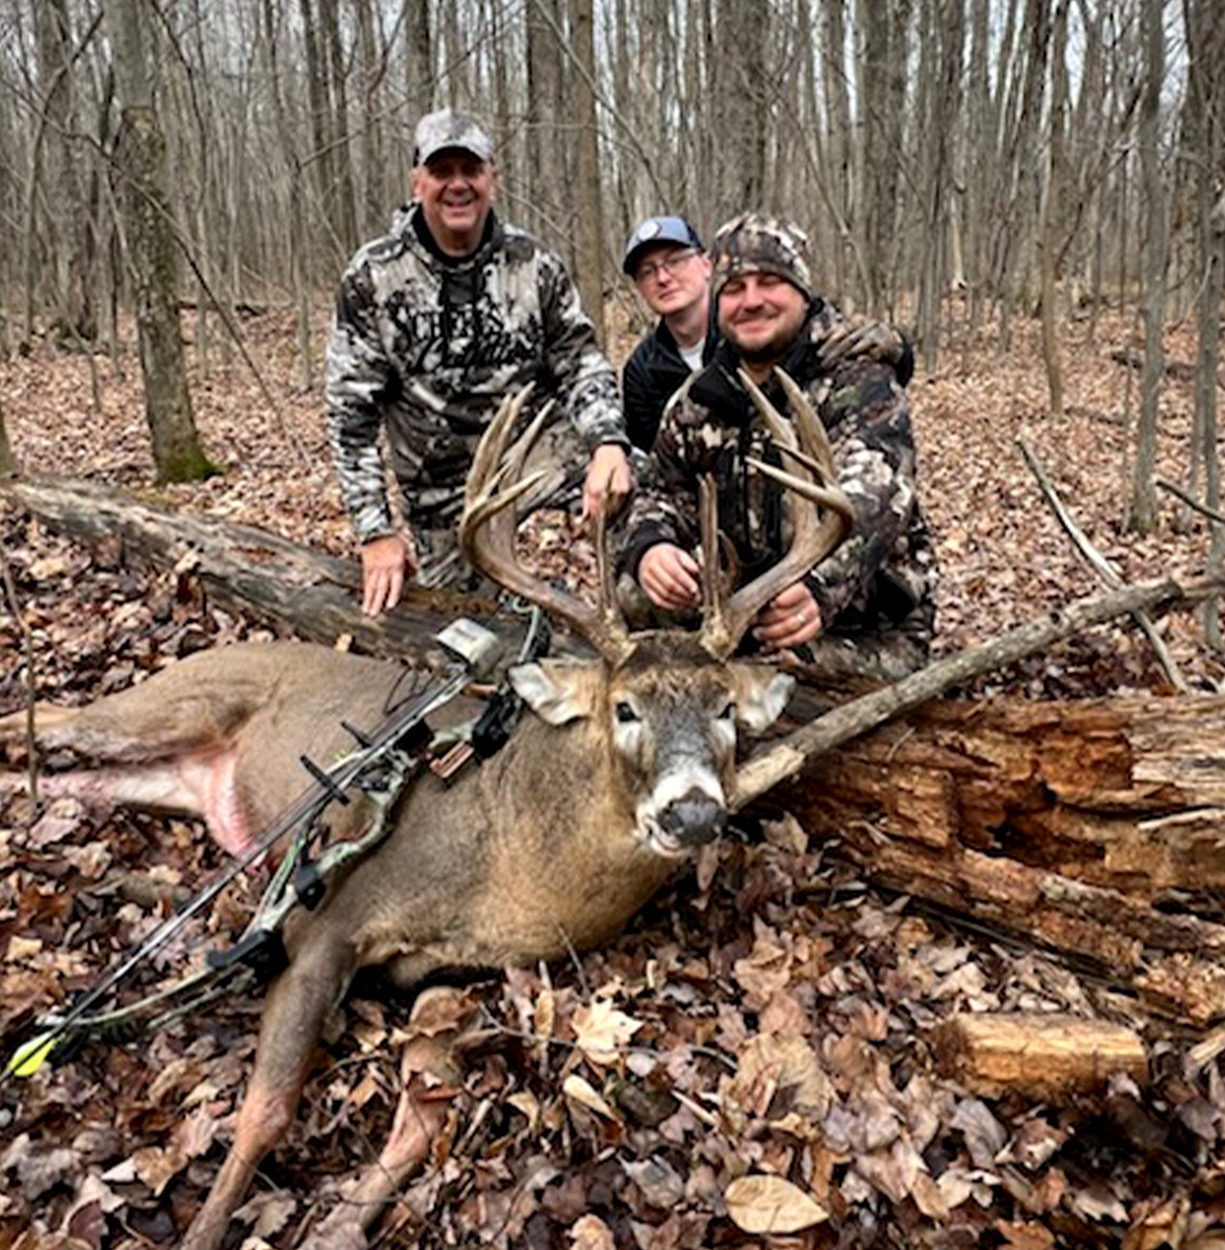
[1,0,1222,513]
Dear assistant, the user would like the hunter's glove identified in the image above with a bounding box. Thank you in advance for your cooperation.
[817,318,913,384]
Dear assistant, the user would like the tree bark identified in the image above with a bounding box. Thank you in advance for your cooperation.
[1130,0,1166,534]
[106,0,217,484]
[1183,0,1225,647]
[571,0,604,346]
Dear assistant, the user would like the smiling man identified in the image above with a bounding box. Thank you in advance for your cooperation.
[326,108,632,615]
[621,213,937,680]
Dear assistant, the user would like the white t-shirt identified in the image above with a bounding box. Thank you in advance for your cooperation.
[679,342,705,372]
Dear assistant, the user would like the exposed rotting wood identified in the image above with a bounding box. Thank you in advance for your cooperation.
[773,694,1225,1023]
[932,1012,1149,1099]
[782,694,1225,894]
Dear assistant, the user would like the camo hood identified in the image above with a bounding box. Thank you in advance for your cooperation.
[709,213,814,302]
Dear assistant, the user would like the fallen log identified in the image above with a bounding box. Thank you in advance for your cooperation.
[6,474,1225,1025]
[0,475,511,660]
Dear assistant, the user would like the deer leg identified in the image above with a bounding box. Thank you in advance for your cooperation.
[0,686,243,760]
[181,931,358,1250]
[300,987,477,1250]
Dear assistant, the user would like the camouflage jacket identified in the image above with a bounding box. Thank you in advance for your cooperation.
[326,207,626,544]
[621,307,937,637]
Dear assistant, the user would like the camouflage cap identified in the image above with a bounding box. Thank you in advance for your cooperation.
[709,213,813,301]
[413,108,495,166]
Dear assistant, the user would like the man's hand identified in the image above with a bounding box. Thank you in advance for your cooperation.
[581,444,633,522]
[639,543,701,612]
[754,581,822,649]
[360,533,417,617]
[818,318,905,369]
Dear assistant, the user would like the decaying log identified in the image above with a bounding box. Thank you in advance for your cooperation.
[932,1013,1148,1099]
[774,694,1225,1024]
[7,475,1225,1025]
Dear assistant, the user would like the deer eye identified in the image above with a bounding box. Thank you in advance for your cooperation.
[614,701,640,724]
[719,701,737,721]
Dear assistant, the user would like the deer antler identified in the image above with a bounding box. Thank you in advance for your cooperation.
[460,387,633,664]
[699,367,855,659]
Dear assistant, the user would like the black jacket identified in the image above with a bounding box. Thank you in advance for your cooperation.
[621,318,715,450]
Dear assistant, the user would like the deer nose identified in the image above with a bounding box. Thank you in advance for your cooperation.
[659,791,726,846]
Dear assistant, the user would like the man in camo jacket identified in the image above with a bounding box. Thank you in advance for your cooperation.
[326,108,632,615]
[620,213,937,680]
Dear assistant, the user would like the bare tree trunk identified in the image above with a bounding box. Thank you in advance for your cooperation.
[34,0,94,341]
[822,0,853,299]
[320,0,358,256]
[914,0,963,372]
[262,0,314,391]
[571,0,604,345]
[853,0,909,316]
[526,0,568,255]
[1183,0,1225,646]
[1129,0,1166,534]
[106,0,216,483]
[713,0,767,224]
[404,0,435,122]
[1038,0,1069,418]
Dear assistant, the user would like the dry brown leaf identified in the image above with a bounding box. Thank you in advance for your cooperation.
[569,1213,617,1250]
[572,999,641,1065]
[724,1173,829,1234]
[562,1074,619,1120]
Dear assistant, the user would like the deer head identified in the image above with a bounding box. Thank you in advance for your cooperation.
[459,373,853,855]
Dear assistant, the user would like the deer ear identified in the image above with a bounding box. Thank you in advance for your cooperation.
[509,661,600,726]
[729,665,796,732]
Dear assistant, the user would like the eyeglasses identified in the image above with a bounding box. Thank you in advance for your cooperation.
[634,249,698,284]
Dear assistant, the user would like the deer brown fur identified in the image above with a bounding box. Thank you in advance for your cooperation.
[0,374,851,1248]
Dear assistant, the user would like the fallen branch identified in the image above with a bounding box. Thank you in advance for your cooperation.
[1018,437,1185,691]
[735,574,1224,809]
[1157,476,1225,528]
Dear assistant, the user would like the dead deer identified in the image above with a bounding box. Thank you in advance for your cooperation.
[0,373,851,1249]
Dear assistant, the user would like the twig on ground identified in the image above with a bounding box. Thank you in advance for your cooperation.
[1018,437,1186,692]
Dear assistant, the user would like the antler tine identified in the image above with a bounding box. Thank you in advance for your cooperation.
[698,474,723,625]
[702,367,854,658]
[465,386,534,511]
[459,387,633,665]
[744,455,855,518]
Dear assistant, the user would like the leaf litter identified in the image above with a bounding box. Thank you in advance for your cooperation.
[1,306,1224,1246]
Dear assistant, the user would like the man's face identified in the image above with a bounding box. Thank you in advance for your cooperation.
[633,244,711,319]
[717,271,808,362]
[411,150,497,255]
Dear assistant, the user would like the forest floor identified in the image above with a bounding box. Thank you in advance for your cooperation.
[1,302,1224,1248]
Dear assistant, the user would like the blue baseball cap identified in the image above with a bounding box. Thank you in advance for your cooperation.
[622,216,703,276]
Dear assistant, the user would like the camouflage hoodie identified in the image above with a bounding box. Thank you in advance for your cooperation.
[326,206,625,544]
[621,306,937,643]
